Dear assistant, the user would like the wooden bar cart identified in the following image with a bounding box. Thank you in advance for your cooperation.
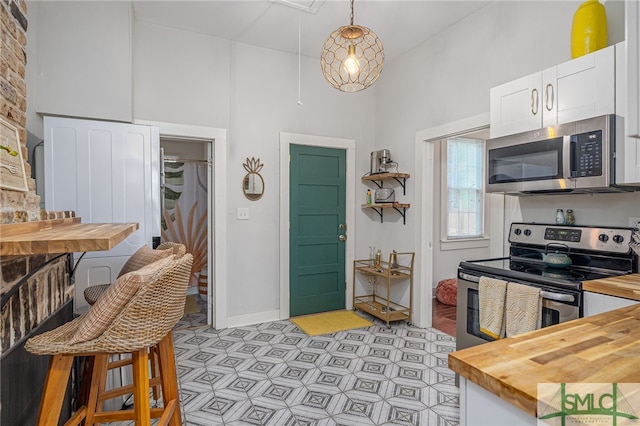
[352,252,415,327]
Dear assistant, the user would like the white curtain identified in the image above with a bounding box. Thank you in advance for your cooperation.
[162,161,208,286]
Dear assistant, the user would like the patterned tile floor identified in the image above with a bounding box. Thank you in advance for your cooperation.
[165,304,459,426]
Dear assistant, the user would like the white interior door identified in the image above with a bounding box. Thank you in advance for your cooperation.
[44,116,160,312]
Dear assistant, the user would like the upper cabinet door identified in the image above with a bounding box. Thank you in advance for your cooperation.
[490,45,615,138]
[626,0,640,138]
[43,116,160,259]
[553,45,615,127]
[490,72,542,138]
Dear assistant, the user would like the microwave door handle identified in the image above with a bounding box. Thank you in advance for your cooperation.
[563,135,574,179]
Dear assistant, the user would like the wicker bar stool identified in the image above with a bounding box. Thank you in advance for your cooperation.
[26,253,193,426]
[84,242,187,306]
[83,242,187,401]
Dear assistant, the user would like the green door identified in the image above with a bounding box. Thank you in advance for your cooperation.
[290,144,346,316]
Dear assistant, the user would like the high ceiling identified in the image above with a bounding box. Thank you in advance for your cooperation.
[131,0,491,63]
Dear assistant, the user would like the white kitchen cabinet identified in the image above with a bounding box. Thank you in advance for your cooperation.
[615,41,640,184]
[584,291,638,317]
[626,0,640,138]
[459,378,536,426]
[490,45,615,138]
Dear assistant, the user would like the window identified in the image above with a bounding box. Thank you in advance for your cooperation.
[445,137,484,239]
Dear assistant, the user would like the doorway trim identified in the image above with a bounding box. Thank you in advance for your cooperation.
[414,112,489,328]
[279,132,356,320]
[135,120,228,329]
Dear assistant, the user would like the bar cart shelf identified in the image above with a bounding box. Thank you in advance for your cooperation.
[352,252,415,327]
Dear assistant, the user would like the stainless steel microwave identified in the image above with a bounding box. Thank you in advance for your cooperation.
[486,115,634,195]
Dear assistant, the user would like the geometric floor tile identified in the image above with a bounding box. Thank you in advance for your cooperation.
[108,303,460,425]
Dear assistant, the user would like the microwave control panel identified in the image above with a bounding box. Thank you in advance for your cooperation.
[572,130,602,177]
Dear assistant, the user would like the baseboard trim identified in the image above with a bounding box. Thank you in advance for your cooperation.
[226,310,281,328]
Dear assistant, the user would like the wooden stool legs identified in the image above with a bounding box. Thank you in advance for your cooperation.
[35,332,181,426]
[36,354,74,426]
[156,331,182,426]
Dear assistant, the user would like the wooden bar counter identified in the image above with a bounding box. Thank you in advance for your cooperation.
[0,217,139,255]
[449,303,640,420]
[583,273,640,300]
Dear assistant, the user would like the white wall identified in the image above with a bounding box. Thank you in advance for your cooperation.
[32,1,132,123]
[25,0,635,325]
[133,21,230,129]
[132,21,377,319]
[374,1,635,293]
[226,42,376,317]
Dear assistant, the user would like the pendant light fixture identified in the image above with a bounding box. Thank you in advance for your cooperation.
[320,0,384,92]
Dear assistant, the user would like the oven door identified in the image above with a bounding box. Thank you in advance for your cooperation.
[456,271,581,351]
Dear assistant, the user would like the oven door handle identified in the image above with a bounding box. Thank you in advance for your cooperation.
[459,273,575,303]
[540,291,575,303]
[459,272,481,282]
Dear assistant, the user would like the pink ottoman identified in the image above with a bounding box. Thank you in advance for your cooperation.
[435,278,457,306]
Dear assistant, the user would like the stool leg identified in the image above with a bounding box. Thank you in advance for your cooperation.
[83,354,109,425]
[132,348,151,426]
[156,331,182,426]
[150,345,161,400]
[37,354,74,426]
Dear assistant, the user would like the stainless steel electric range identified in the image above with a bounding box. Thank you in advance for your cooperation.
[456,222,638,352]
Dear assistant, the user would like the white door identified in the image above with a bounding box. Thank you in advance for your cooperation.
[44,116,160,311]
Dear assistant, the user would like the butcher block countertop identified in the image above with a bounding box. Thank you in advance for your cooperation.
[583,273,640,301]
[0,217,139,255]
[449,303,640,418]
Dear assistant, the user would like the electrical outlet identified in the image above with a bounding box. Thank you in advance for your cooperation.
[237,208,249,220]
[628,217,640,229]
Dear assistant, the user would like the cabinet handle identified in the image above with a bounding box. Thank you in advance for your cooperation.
[531,88,539,115]
[545,83,554,111]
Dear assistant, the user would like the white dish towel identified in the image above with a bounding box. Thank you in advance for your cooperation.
[479,276,508,340]
[505,282,542,337]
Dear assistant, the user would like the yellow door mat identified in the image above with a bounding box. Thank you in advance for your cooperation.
[184,294,200,315]
[291,310,374,336]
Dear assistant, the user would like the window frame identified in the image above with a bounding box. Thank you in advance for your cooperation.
[440,131,490,251]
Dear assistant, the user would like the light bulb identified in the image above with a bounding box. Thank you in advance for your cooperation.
[343,45,359,76]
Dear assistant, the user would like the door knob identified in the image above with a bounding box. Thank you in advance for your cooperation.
[339,234,347,241]
[339,223,346,230]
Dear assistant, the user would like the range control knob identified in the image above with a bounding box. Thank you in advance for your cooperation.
[598,234,609,242]
[514,228,522,235]
[613,235,625,244]
[524,229,532,236]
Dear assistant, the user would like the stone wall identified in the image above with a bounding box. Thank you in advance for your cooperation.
[1,0,74,353]
[1,0,41,220]
[1,254,72,353]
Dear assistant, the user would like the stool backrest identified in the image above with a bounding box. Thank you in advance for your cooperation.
[156,242,187,257]
[93,253,193,353]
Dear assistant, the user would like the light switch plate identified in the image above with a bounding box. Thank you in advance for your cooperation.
[237,208,249,220]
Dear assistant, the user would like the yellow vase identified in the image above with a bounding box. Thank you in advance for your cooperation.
[571,0,607,59]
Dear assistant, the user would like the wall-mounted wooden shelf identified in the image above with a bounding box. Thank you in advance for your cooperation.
[0,218,139,255]
[362,203,410,224]
[362,172,410,195]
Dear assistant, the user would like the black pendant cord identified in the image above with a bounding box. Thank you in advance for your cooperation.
[350,0,354,25]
